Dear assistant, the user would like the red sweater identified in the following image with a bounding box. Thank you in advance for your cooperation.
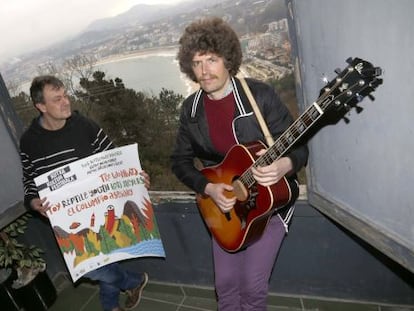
[204,93,237,155]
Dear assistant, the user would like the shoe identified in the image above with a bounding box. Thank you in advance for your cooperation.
[124,272,148,310]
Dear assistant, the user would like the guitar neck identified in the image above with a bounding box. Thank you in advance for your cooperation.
[241,99,328,188]
[259,100,328,165]
[239,57,382,189]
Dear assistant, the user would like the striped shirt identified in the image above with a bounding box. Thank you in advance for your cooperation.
[19,111,114,209]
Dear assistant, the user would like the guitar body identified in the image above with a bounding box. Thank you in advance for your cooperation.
[197,141,292,252]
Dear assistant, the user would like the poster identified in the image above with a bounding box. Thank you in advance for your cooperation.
[34,143,165,282]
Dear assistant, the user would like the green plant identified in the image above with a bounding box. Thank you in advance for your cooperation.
[0,213,46,288]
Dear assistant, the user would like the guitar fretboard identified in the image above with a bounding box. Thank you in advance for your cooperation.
[238,63,370,189]
[240,102,325,187]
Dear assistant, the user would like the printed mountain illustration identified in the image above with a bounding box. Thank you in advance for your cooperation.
[53,198,160,267]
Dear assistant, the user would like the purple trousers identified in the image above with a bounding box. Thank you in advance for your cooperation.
[212,215,286,311]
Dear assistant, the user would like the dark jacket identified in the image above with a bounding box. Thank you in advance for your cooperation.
[171,77,308,227]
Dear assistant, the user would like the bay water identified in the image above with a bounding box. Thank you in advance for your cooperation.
[19,53,193,97]
[95,53,192,97]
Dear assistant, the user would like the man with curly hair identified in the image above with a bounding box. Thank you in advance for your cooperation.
[171,17,308,310]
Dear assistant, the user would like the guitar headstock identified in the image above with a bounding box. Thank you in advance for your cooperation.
[318,57,383,119]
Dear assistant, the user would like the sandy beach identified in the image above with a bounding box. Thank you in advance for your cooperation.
[95,46,179,66]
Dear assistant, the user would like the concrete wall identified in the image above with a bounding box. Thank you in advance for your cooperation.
[286,0,414,272]
[0,73,25,229]
[25,199,414,305]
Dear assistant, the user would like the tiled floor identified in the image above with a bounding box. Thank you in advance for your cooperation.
[48,273,414,311]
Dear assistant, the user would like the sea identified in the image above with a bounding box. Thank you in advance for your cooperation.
[94,53,192,97]
[19,52,194,97]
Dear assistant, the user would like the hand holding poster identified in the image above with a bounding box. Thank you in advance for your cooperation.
[34,143,165,282]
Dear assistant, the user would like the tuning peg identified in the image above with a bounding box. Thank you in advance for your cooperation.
[373,67,382,76]
[346,57,353,64]
[355,93,363,102]
[368,94,375,101]
[334,68,342,74]
[355,106,364,114]
[343,116,350,124]
[361,67,382,77]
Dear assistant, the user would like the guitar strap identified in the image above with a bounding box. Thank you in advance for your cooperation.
[239,77,275,146]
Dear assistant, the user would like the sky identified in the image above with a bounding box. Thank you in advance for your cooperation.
[0,0,186,63]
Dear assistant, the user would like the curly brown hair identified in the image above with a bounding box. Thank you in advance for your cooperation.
[177,17,242,82]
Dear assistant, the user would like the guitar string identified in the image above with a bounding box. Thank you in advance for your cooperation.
[238,67,369,188]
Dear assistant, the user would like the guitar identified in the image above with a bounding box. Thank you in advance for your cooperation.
[197,57,383,252]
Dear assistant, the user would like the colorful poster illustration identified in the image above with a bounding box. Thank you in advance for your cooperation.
[34,143,165,282]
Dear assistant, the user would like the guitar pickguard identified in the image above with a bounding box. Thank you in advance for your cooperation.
[234,185,259,230]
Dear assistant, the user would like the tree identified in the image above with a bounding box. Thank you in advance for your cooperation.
[76,72,186,190]
[267,73,299,118]
[11,92,35,127]
[157,88,182,138]
[143,88,184,190]
[62,54,97,97]
[77,71,153,146]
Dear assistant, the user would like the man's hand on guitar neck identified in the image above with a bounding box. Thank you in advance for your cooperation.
[204,183,237,213]
[252,150,293,187]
